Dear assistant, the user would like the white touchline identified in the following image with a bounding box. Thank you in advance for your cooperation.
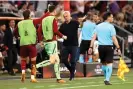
[34,86,44,88]
[49,80,130,87]
[50,82,133,89]
[62,84,71,85]
[19,87,27,89]
[49,85,58,87]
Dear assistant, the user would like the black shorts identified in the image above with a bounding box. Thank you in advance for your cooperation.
[98,45,114,64]
[80,40,91,54]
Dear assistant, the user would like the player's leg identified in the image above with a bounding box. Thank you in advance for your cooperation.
[54,54,66,83]
[98,46,108,84]
[20,46,28,82]
[36,42,56,68]
[26,57,31,73]
[0,52,5,71]
[104,63,113,85]
[29,45,38,83]
[36,60,51,68]
[30,57,38,83]
[21,57,27,82]
[79,40,85,63]
[49,41,66,83]
[69,46,78,81]
[104,46,114,85]
[87,40,93,63]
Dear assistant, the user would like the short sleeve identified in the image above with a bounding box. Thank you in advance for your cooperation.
[93,26,97,35]
[110,25,116,36]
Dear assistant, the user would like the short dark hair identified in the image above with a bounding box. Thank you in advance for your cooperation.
[0,22,5,26]
[103,12,112,21]
[77,12,84,18]
[18,2,26,10]
[8,19,15,23]
[27,3,34,9]
[48,5,56,13]
[23,9,30,19]
[44,9,48,13]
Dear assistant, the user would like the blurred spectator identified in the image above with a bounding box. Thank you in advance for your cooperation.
[76,1,85,13]
[18,3,27,17]
[122,4,133,23]
[0,1,18,13]
[70,1,80,19]
[36,1,47,12]
[47,1,59,6]
[27,3,35,18]
[94,1,107,14]
[0,22,7,72]
[113,12,129,38]
[117,1,128,9]
[114,12,127,28]
[84,1,94,15]
[108,1,120,15]
[4,20,18,76]
[2,1,11,9]
[0,22,5,44]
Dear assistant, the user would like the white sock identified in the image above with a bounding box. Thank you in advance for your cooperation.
[98,59,101,63]
[2,66,5,69]
[31,75,35,80]
[22,70,25,74]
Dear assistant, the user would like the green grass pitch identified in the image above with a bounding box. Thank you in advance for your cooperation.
[0,69,132,89]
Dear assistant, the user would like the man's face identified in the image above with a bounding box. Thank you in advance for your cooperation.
[53,10,57,16]
[23,4,27,10]
[9,20,15,28]
[29,5,34,11]
[108,14,114,23]
[93,15,99,22]
[63,12,71,22]
[1,24,6,31]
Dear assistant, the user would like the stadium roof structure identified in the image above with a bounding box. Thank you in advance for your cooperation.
[0,12,19,17]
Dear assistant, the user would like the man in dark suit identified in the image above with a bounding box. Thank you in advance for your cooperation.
[4,20,18,75]
[59,11,79,81]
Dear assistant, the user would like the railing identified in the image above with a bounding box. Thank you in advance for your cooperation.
[114,24,132,35]
[127,23,133,33]
[116,35,125,57]
[114,24,133,68]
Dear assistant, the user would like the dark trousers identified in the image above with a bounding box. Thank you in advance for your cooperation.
[61,46,78,76]
[7,45,18,73]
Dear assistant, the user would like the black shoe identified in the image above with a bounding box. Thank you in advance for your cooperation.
[104,81,112,85]
[69,72,74,81]
[8,72,16,76]
[1,68,6,71]
[69,77,74,81]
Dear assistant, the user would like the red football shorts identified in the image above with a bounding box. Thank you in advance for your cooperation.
[20,44,37,58]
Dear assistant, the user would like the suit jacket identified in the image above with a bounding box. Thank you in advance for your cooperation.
[3,28,18,50]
